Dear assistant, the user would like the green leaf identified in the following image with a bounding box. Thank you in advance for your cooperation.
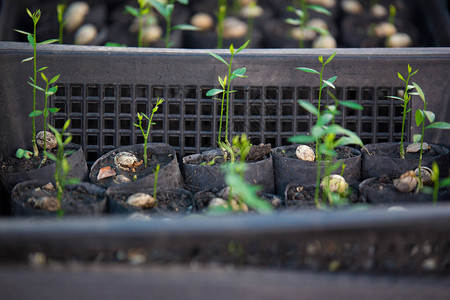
[65,178,81,185]
[149,0,168,17]
[235,40,250,54]
[49,74,60,84]
[311,125,324,138]
[48,107,59,113]
[29,110,43,117]
[296,67,320,74]
[318,55,323,63]
[319,144,337,157]
[38,39,59,45]
[322,79,335,89]
[27,34,35,47]
[324,51,337,65]
[206,89,224,96]
[44,151,57,162]
[386,95,405,102]
[440,178,450,188]
[339,101,363,110]
[288,135,316,144]
[177,0,189,4]
[408,64,412,74]
[413,134,422,143]
[415,109,424,126]
[230,67,247,80]
[208,52,229,66]
[62,119,71,131]
[326,76,337,84]
[425,122,450,130]
[316,113,333,127]
[37,66,48,72]
[14,29,32,35]
[229,44,235,54]
[324,125,363,146]
[397,72,405,82]
[285,18,301,25]
[306,5,331,16]
[41,72,48,82]
[411,69,419,76]
[172,24,199,31]
[124,5,140,17]
[406,108,412,113]
[286,6,304,17]
[27,82,45,92]
[423,111,435,123]
[21,56,34,63]
[298,100,319,116]
[412,82,425,103]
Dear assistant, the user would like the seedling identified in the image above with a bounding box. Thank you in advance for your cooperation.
[411,82,450,187]
[125,0,153,47]
[388,4,396,25]
[148,0,199,48]
[133,97,164,168]
[46,120,80,217]
[15,9,59,157]
[57,3,66,44]
[16,148,33,159]
[206,40,249,153]
[28,72,61,164]
[285,1,331,48]
[153,164,160,202]
[427,162,450,204]
[387,64,418,159]
[217,0,227,49]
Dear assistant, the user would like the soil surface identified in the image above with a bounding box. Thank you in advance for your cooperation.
[363,144,440,159]
[275,145,358,160]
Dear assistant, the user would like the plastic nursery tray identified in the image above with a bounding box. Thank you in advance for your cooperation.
[0,42,449,164]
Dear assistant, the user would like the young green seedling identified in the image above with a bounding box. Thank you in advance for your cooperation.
[15,148,33,159]
[125,0,153,47]
[15,9,59,157]
[28,72,61,164]
[206,40,249,153]
[427,162,450,204]
[216,0,227,49]
[46,120,80,217]
[133,97,164,168]
[386,64,418,159]
[411,82,450,188]
[285,1,331,48]
[57,3,66,44]
[388,4,396,26]
[148,0,199,48]
[153,164,160,203]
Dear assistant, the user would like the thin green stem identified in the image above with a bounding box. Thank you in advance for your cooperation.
[225,55,234,143]
[217,0,226,49]
[314,149,322,207]
[418,102,426,188]
[218,90,226,145]
[32,22,38,157]
[138,14,143,47]
[400,71,412,159]
[153,164,160,202]
[299,0,307,48]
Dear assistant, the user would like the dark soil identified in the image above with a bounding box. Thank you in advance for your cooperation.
[363,144,440,159]
[275,145,357,160]
[109,189,194,216]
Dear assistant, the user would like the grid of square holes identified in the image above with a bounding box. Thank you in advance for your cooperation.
[52,84,409,164]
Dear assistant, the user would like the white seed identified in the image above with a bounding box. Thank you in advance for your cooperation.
[114,152,141,171]
[341,0,363,15]
[190,13,214,31]
[142,25,163,44]
[208,197,227,208]
[74,24,98,45]
[374,22,397,38]
[406,142,430,153]
[320,174,348,194]
[223,17,248,39]
[313,35,337,48]
[126,193,156,208]
[240,4,264,18]
[387,33,412,48]
[291,28,316,41]
[296,145,315,161]
[415,166,434,186]
[370,4,388,18]
[64,1,90,33]
[36,131,57,150]
[394,170,418,193]
[114,174,131,184]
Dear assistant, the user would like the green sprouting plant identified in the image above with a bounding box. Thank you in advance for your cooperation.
[105,42,127,47]
[125,0,153,47]
[217,0,227,49]
[153,164,160,202]
[15,148,33,159]
[57,3,66,44]
[148,0,199,48]
[426,162,450,204]
[133,97,164,168]
[206,40,249,153]
[28,72,61,164]
[46,120,80,217]
[285,1,331,48]
[411,82,450,188]
[387,65,418,159]
[15,9,59,157]
[388,4,396,25]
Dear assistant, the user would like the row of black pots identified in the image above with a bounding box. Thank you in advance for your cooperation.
[2,141,449,216]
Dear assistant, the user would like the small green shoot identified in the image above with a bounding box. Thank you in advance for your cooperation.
[285,1,331,48]
[207,40,249,153]
[388,4,396,26]
[216,0,227,48]
[125,0,153,47]
[153,164,160,203]
[386,64,418,159]
[411,82,450,187]
[15,9,58,157]
[57,3,66,44]
[46,120,80,217]
[16,148,33,159]
[428,162,450,204]
[148,0,199,48]
[133,97,164,168]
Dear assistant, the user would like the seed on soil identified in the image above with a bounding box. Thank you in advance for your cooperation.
[296,145,315,161]
[231,199,248,212]
[28,196,59,211]
[190,13,214,31]
[415,166,434,186]
[114,174,131,184]
[320,174,348,194]
[374,22,397,38]
[126,193,156,208]
[36,131,57,150]
[341,0,363,15]
[223,17,248,39]
[42,182,55,191]
[64,1,90,33]
[74,24,98,45]
[387,33,412,48]
[208,197,227,208]
[406,142,430,153]
[393,170,418,193]
[114,152,143,172]
[370,4,388,18]
[97,166,116,181]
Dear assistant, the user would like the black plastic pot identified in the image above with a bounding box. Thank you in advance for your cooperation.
[272,145,362,196]
[107,188,194,216]
[361,142,449,180]
[90,143,183,194]
[11,180,106,216]
[182,148,275,194]
[0,144,88,215]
